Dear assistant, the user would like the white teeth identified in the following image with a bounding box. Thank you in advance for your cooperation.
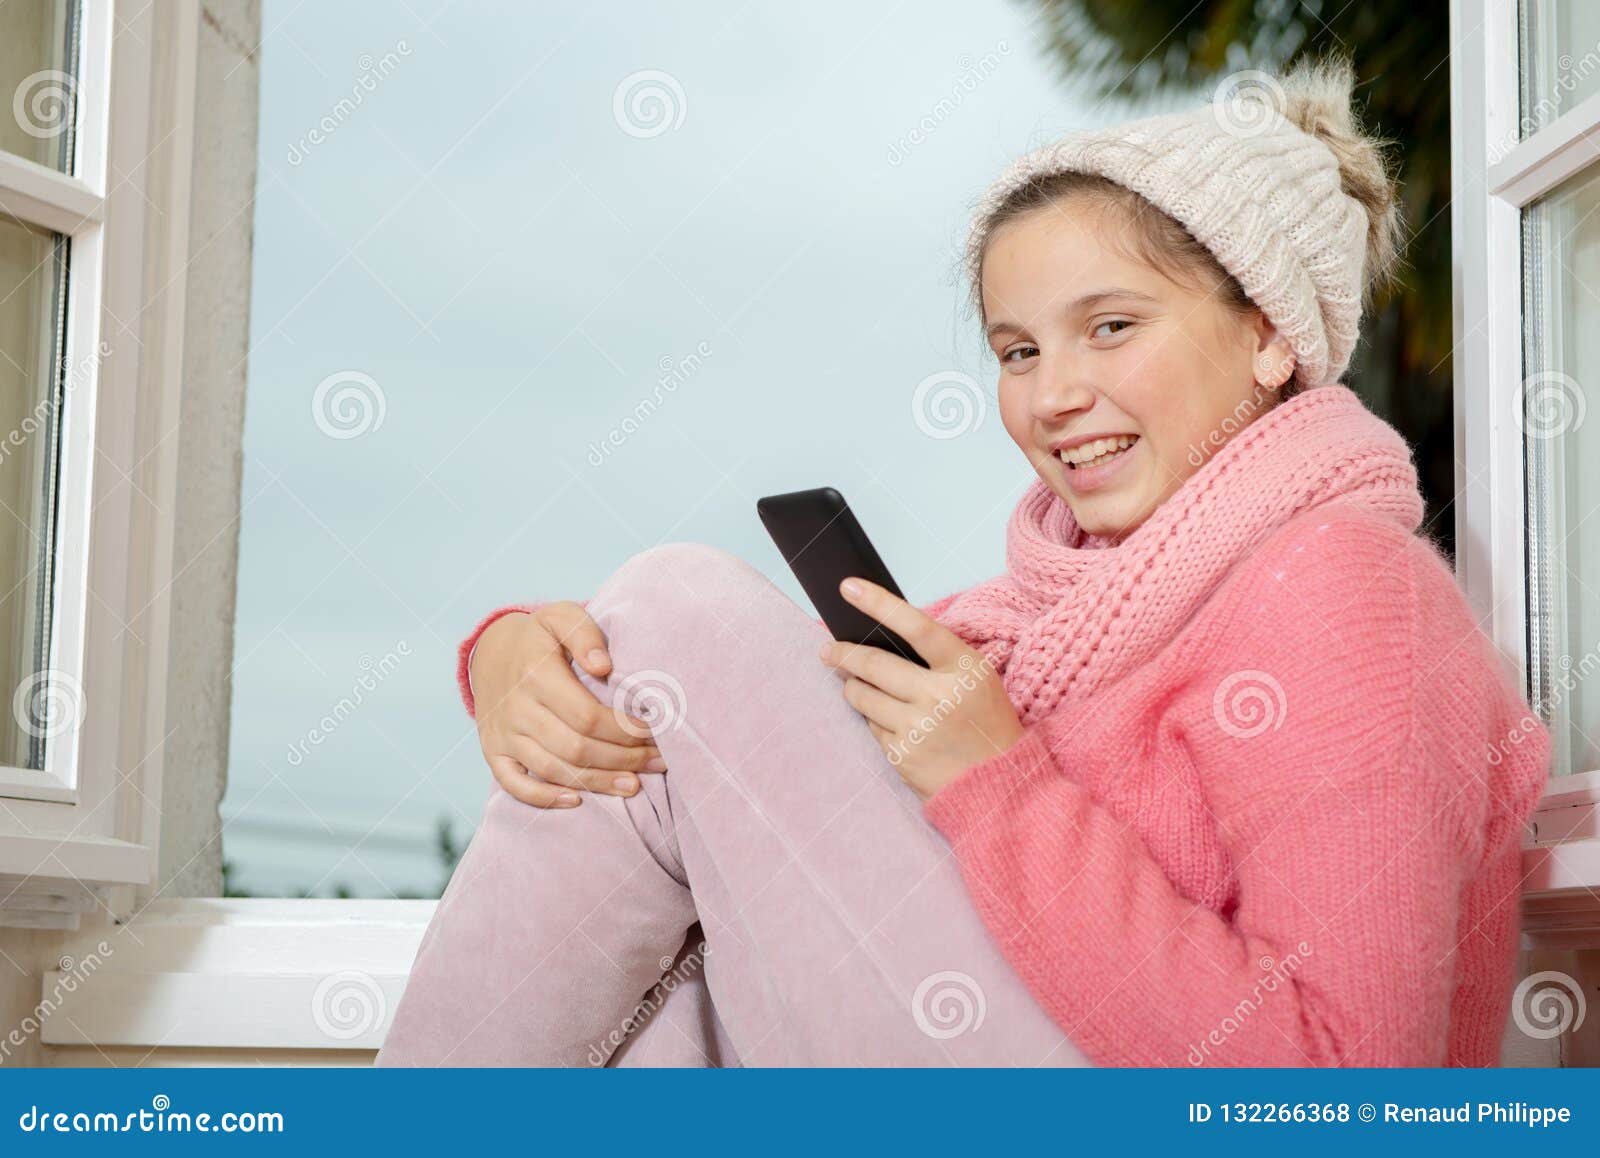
[1057,434,1137,467]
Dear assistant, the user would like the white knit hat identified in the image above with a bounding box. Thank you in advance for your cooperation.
[965,87,1369,389]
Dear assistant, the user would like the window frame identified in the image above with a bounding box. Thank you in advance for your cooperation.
[1454,0,1600,892]
[0,0,193,922]
[0,0,111,804]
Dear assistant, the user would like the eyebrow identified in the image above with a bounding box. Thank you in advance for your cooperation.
[985,287,1160,339]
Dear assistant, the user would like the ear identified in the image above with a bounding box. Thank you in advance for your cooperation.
[1251,315,1297,391]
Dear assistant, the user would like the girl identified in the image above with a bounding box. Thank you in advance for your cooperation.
[377,56,1550,1067]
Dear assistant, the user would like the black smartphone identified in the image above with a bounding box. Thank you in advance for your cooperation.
[756,487,929,668]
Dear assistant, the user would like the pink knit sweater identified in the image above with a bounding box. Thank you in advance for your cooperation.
[457,386,1550,1067]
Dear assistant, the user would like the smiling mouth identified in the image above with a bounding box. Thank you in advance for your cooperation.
[1057,434,1139,470]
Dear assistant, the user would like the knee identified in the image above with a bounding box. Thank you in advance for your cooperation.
[600,542,767,623]
[587,543,768,737]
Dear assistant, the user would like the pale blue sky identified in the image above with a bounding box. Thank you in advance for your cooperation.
[224,0,1108,895]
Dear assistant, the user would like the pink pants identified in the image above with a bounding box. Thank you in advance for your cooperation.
[376,543,1091,1067]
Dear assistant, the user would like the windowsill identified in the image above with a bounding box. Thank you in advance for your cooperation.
[1524,839,1600,903]
[41,898,432,1054]
[1538,768,1600,810]
[28,834,1600,1062]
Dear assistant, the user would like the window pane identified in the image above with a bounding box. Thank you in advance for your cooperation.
[1522,166,1600,777]
[226,2,1074,897]
[0,0,81,173]
[0,211,68,771]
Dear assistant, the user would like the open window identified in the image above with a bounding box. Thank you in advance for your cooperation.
[0,0,190,928]
[3,0,1597,1066]
[1455,0,1600,902]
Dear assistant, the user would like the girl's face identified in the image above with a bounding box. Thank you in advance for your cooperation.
[981,198,1297,544]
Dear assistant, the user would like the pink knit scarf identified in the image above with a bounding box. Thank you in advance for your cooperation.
[936,384,1427,725]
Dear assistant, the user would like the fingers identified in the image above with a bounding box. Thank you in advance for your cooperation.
[527,702,666,775]
[504,734,647,798]
[838,578,962,667]
[819,638,923,701]
[488,754,582,809]
[841,675,913,733]
[536,653,656,746]
[539,601,615,679]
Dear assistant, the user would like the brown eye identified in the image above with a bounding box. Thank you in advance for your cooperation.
[1001,345,1038,363]
[1093,320,1132,338]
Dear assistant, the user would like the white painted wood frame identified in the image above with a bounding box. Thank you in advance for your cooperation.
[1454,0,1600,893]
[0,0,196,925]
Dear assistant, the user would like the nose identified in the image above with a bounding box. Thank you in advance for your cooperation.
[1028,350,1097,426]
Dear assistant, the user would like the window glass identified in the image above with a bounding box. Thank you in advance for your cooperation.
[226,1,1073,896]
[0,0,81,173]
[1521,164,1600,777]
[0,211,69,771]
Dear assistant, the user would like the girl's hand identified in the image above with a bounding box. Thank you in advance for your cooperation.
[817,577,1025,802]
[470,603,665,808]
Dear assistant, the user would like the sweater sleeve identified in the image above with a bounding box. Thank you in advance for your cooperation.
[922,515,1508,1067]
